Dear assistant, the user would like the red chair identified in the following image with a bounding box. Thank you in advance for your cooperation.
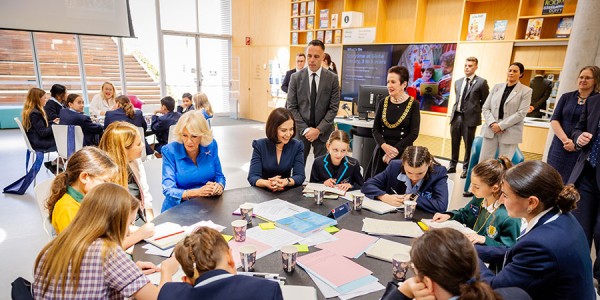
[128,95,144,109]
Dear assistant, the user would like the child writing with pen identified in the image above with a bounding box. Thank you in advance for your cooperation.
[158,226,284,300]
[432,157,521,247]
[361,146,448,213]
[309,130,363,191]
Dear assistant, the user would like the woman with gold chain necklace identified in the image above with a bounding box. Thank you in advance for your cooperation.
[365,66,421,179]
[432,157,521,248]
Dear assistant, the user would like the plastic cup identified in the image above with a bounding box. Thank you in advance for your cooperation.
[280,245,299,273]
[239,245,257,272]
[240,203,254,224]
[314,190,324,205]
[231,220,247,242]
[392,253,411,282]
[352,194,364,211]
[404,200,417,220]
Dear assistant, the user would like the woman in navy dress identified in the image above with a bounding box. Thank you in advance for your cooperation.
[247,108,305,191]
[547,66,600,183]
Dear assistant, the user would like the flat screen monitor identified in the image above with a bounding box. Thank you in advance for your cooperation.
[357,85,388,120]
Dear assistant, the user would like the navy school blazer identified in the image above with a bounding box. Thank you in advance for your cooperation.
[59,108,103,146]
[25,108,56,152]
[310,154,364,190]
[43,98,64,122]
[104,108,152,154]
[151,111,181,151]
[360,160,448,213]
[478,208,595,300]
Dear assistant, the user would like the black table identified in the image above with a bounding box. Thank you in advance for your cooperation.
[133,186,431,300]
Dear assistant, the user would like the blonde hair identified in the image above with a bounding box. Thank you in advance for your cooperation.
[22,87,48,130]
[173,110,213,146]
[100,82,117,101]
[192,92,213,117]
[35,183,139,297]
[115,95,135,119]
[47,147,119,217]
[98,122,141,187]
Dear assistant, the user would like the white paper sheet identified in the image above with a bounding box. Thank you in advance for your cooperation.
[300,230,338,246]
[252,199,308,221]
[246,226,303,250]
[146,264,186,285]
[142,243,174,257]
[362,218,423,238]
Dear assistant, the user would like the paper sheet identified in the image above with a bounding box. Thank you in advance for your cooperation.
[142,243,174,257]
[299,230,338,246]
[362,218,423,238]
[246,226,303,251]
[252,199,308,221]
[421,219,477,235]
[183,220,226,234]
[364,238,411,262]
[316,229,378,259]
[303,183,346,195]
[145,222,182,241]
[305,268,384,299]
[296,249,372,287]
[146,264,186,285]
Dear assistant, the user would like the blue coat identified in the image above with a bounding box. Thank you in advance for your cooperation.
[104,108,152,154]
[361,160,448,213]
[25,108,56,152]
[161,140,226,212]
[310,154,364,190]
[479,208,595,300]
[43,97,64,122]
[158,269,283,300]
[247,138,305,187]
[59,108,103,146]
[151,111,181,153]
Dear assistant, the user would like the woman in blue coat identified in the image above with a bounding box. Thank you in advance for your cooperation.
[247,108,305,191]
[310,130,363,191]
[478,160,595,300]
[161,111,226,212]
[361,146,448,213]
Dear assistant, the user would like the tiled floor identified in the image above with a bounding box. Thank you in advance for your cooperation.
[0,117,477,298]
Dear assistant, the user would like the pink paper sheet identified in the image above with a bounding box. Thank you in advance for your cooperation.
[297,249,372,287]
[315,229,378,258]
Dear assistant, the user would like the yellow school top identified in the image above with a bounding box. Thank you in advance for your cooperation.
[51,193,81,234]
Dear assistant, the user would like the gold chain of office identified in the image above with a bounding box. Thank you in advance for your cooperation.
[382,96,413,129]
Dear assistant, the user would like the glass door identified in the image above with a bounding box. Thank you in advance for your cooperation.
[163,35,198,104]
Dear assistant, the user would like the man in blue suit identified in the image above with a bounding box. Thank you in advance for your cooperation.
[151,96,181,154]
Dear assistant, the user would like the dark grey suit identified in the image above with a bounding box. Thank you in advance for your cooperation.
[286,68,340,163]
[281,69,296,93]
[527,76,553,118]
[449,75,489,169]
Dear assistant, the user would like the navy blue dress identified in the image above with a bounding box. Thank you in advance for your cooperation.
[547,91,597,183]
[247,138,305,187]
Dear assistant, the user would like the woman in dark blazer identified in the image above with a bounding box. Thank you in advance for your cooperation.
[361,146,448,213]
[43,84,66,123]
[310,130,363,191]
[104,95,151,154]
[248,108,305,191]
[21,87,56,152]
[59,94,103,146]
[478,161,595,300]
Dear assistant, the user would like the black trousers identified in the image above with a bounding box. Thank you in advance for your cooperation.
[450,112,476,169]
[300,135,326,166]
[572,162,600,279]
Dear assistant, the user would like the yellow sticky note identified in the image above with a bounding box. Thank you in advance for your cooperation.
[294,244,309,252]
[259,222,276,230]
[325,226,340,233]
[221,234,233,242]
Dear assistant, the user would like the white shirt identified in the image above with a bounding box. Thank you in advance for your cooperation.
[89,94,116,116]
[522,207,555,236]
[457,74,476,112]
[308,67,322,95]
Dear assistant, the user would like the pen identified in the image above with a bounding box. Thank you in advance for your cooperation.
[154,230,185,241]
[238,272,285,281]
[390,187,399,195]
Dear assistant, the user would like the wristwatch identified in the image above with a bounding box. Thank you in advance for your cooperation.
[286,178,291,186]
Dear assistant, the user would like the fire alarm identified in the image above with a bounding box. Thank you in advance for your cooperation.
[245,37,251,45]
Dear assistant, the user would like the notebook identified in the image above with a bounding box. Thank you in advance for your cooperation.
[281,285,318,300]
[421,219,477,235]
[362,218,423,238]
[361,198,403,214]
[275,211,337,237]
[365,238,411,262]
[303,183,346,195]
[144,222,187,249]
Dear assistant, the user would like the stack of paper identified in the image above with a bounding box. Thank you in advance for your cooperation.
[144,222,187,249]
[246,226,303,252]
[421,219,477,235]
[275,210,337,237]
[297,249,384,299]
[315,229,378,258]
[303,183,346,195]
[364,238,411,262]
[299,230,338,246]
[251,199,308,221]
[362,218,423,238]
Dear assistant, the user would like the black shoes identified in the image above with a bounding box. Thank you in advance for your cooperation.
[447,165,457,173]
[460,170,468,178]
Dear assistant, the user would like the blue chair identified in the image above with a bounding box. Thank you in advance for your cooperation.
[463,136,524,193]
[336,123,354,150]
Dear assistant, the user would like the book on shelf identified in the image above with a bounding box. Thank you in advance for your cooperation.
[307,17,314,30]
[307,1,314,15]
[325,30,333,44]
[292,32,299,45]
[292,18,299,31]
[542,0,565,15]
[493,20,508,40]
[525,18,544,40]
[300,2,306,15]
[331,14,338,29]
[334,30,342,44]
[292,3,298,17]
[306,31,313,42]
[466,13,486,41]
[316,30,324,42]
[555,17,574,38]
[320,9,329,29]
[299,17,306,30]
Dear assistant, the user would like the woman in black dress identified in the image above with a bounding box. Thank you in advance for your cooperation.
[366,66,421,179]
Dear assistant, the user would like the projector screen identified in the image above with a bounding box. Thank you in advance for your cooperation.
[0,0,134,37]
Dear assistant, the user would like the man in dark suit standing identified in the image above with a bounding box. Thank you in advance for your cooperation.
[570,93,600,282]
[151,96,181,154]
[286,40,340,164]
[281,53,306,93]
[448,57,490,179]
[527,70,553,118]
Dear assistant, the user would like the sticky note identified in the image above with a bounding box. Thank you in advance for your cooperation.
[294,244,309,252]
[259,222,276,230]
[325,226,340,233]
[221,234,233,242]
